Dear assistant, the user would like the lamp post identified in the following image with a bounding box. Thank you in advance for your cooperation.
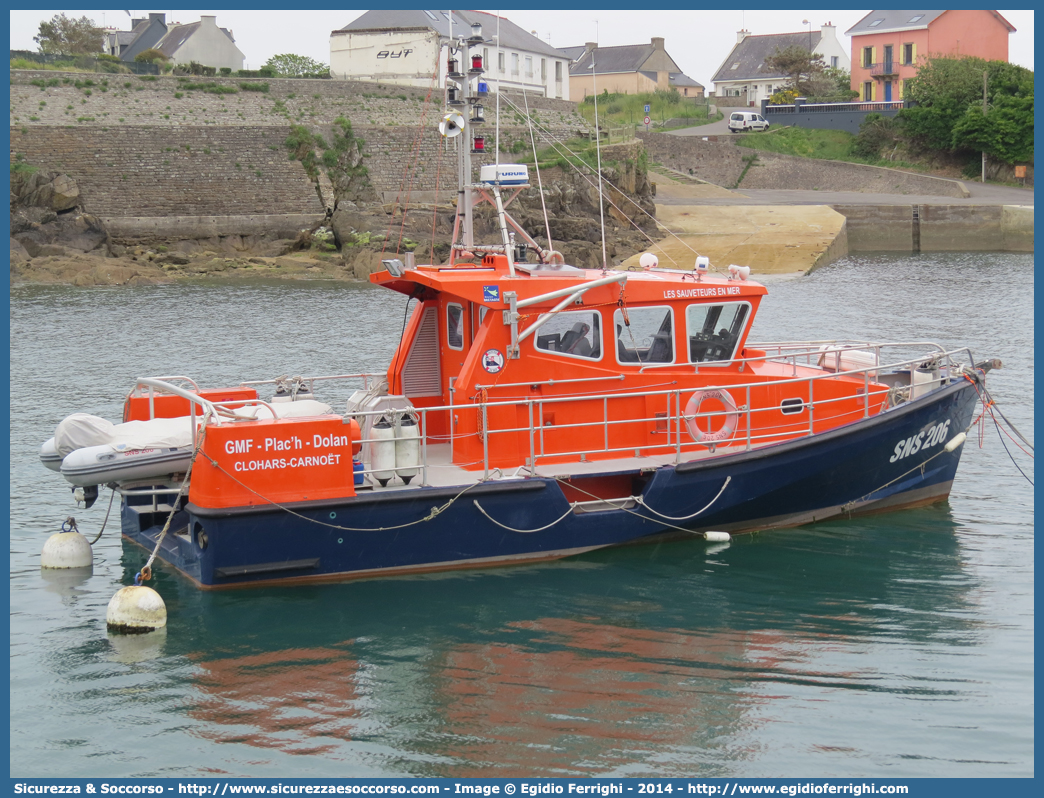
[802,19,812,53]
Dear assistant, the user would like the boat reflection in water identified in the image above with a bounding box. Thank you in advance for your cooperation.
[144,504,976,775]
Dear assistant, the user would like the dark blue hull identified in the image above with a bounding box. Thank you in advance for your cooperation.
[121,379,979,588]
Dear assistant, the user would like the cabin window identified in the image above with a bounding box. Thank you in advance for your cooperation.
[534,310,602,360]
[686,302,749,364]
[614,306,674,364]
[447,303,464,350]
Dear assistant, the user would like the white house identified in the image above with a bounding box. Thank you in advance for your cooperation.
[330,10,570,100]
[154,15,245,71]
[711,23,850,106]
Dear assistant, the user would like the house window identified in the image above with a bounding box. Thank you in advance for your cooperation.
[907,14,924,23]
[555,61,562,81]
[863,81,873,101]
[831,55,838,68]
[525,55,533,78]
[541,58,546,81]
[862,47,874,68]
[511,53,519,76]
[498,52,505,73]
[903,43,914,64]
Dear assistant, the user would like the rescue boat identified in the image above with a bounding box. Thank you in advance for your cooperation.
[38,23,997,589]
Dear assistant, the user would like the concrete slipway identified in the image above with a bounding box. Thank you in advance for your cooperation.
[621,171,1033,275]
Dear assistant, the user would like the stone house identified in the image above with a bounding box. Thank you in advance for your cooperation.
[154,15,246,72]
[846,10,1016,102]
[712,24,850,107]
[567,38,704,100]
[330,10,571,100]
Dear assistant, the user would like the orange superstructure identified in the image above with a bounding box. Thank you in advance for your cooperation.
[372,253,888,473]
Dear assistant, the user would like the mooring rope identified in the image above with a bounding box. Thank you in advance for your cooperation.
[137,409,213,584]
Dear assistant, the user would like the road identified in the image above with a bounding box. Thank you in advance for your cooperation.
[654,184,1033,207]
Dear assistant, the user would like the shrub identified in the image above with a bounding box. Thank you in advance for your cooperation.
[239,82,269,92]
[135,48,167,64]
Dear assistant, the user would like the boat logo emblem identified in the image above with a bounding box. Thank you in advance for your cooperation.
[482,349,505,374]
[483,285,500,302]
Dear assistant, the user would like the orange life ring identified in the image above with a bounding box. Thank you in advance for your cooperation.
[685,389,740,446]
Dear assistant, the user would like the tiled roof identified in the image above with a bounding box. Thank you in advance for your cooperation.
[558,45,588,63]
[712,31,823,84]
[846,9,1014,35]
[337,9,568,60]
[845,10,945,36]
[570,42,656,75]
[155,21,236,57]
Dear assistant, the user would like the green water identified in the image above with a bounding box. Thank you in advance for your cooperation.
[9,254,1033,777]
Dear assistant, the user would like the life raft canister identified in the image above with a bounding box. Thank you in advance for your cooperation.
[684,389,740,446]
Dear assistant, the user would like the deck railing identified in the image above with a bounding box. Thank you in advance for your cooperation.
[135,343,975,490]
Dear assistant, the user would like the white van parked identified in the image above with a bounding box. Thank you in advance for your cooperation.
[728,111,770,133]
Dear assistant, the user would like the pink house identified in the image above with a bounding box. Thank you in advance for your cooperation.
[846,10,1015,102]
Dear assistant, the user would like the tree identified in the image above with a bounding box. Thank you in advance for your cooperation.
[808,66,859,103]
[34,13,104,56]
[761,45,824,97]
[262,53,330,78]
[901,56,1034,161]
[134,48,168,64]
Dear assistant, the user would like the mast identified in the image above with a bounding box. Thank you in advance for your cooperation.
[446,17,486,261]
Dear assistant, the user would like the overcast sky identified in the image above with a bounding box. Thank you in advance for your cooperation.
[8,8,1034,88]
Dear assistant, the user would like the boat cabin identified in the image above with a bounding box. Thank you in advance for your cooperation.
[372,253,885,472]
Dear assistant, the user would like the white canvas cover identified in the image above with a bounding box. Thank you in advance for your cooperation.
[54,413,196,456]
[53,413,116,456]
[233,399,334,420]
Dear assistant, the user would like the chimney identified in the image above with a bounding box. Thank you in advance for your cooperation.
[131,18,144,28]
[651,36,665,50]
[149,13,165,24]
[737,29,750,44]
[201,15,217,27]
[584,41,597,54]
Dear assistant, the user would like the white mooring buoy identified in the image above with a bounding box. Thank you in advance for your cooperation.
[106,585,167,634]
[40,531,93,569]
[703,530,732,543]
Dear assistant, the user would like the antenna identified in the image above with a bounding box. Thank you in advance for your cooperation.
[495,11,501,168]
[590,30,608,274]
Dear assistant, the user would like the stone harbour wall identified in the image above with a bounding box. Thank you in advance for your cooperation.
[10,125,324,217]
[10,70,591,225]
[9,70,583,140]
[638,132,969,197]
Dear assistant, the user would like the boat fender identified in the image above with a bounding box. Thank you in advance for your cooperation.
[684,389,740,446]
[370,416,396,487]
[944,432,967,453]
[394,415,421,485]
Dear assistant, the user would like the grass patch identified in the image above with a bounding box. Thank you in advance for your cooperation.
[240,82,269,92]
[578,88,713,129]
[733,125,932,172]
[181,81,238,94]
